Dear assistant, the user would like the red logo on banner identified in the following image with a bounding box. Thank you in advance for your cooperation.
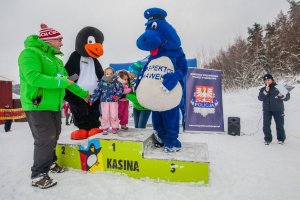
[195,86,214,103]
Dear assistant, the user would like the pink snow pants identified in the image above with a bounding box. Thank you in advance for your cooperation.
[101,102,119,129]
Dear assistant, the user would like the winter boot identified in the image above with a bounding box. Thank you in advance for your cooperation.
[102,128,109,135]
[278,141,284,145]
[50,162,65,173]
[152,131,164,148]
[164,146,181,153]
[121,125,128,130]
[112,128,118,134]
[31,173,57,189]
[164,139,181,153]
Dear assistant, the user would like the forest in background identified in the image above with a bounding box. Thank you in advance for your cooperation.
[205,1,300,90]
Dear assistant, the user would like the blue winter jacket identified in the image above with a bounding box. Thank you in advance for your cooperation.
[90,75,123,103]
[258,83,290,111]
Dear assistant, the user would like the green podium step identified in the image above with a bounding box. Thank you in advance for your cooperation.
[56,128,209,184]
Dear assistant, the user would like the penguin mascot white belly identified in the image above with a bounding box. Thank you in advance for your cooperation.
[136,8,187,152]
[65,27,104,140]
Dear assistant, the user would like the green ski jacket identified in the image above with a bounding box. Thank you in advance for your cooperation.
[18,35,88,111]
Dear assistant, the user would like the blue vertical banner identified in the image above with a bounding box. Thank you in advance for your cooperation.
[185,68,224,132]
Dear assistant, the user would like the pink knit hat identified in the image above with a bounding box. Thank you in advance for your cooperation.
[39,23,62,41]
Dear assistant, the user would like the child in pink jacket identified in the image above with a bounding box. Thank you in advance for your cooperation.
[117,70,133,130]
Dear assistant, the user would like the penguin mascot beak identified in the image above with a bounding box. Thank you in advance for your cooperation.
[85,43,104,58]
[90,146,95,153]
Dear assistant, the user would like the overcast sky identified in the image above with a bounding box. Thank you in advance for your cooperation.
[0,0,290,83]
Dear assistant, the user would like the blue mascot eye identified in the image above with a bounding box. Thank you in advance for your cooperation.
[151,22,158,30]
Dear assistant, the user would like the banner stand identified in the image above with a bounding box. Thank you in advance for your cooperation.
[184,68,224,133]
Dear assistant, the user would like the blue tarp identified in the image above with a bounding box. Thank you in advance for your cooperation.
[110,58,197,71]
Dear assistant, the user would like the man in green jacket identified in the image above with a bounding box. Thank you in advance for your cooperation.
[18,24,89,189]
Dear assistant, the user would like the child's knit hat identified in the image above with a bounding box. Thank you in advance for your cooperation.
[128,61,142,76]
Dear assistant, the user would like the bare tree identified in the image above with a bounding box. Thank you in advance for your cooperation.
[204,1,300,89]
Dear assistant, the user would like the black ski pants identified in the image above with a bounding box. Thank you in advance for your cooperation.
[263,110,286,143]
[25,111,61,178]
[4,120,12,132]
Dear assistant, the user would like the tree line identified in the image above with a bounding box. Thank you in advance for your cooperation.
[204,1,300,90]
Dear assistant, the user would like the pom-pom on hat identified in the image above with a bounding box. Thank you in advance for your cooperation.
[39,23,62,41]
[128,61,142,76]
[263,73,274,81]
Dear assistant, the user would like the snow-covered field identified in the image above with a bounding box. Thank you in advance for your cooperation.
[1,84,300,200]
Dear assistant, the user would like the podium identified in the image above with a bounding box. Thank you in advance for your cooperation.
[56,128,209,184]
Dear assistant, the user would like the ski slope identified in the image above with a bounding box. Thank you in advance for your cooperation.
[0,84,299,200]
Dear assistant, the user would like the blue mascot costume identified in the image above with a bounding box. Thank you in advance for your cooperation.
[135,8,187,152]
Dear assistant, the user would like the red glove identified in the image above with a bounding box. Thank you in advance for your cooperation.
[112,95,118,101]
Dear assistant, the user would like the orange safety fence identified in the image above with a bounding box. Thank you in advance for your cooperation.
[0,108,26,120]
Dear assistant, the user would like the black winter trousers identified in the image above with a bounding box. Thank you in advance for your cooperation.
[263,111,286,142]
[25,111,61,178]
[4,120,12,132]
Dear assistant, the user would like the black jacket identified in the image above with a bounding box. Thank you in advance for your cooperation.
[258,83,290,111]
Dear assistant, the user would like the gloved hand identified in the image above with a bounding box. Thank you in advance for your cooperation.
[112,95,118,101]
[84,94,90,103]
[161,72,181,93]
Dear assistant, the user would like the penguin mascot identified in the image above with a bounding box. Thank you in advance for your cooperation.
[79,143,101,171]
[135,8,187,153]
[65,27,104,140]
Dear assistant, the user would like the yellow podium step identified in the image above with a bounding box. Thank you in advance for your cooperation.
[56,128,209,184]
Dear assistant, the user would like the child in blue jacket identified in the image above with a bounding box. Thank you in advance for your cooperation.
[90,67,123,134]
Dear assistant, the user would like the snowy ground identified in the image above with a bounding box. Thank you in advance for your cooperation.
[1,85,300,200]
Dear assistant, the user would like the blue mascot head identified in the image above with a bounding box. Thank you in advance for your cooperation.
[136,8,181,56]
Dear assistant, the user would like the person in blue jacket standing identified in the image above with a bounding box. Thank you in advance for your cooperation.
[258,73,290,145]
